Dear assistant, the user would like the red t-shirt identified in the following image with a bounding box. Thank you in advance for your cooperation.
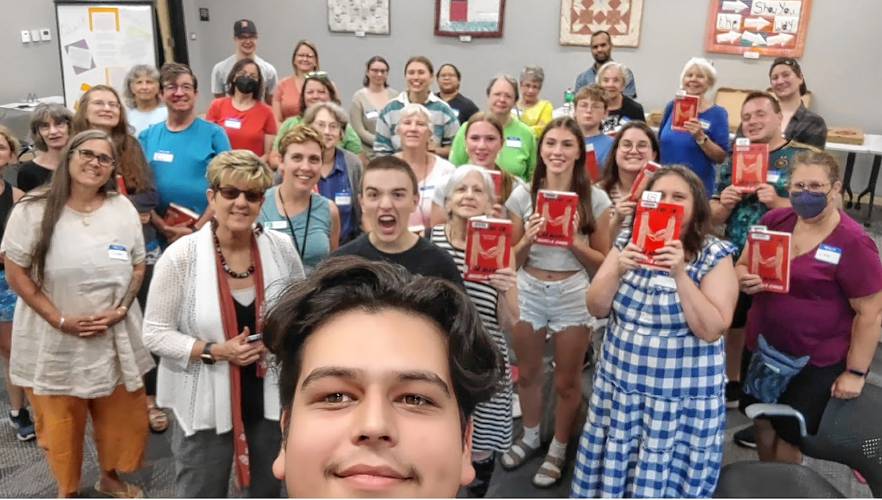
[206,97,278,156]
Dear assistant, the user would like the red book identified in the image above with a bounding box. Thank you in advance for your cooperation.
[672,92,700,132]
[732,140,770,192]
[115,175,128,195]
[584,143,601,183]
[536,190,579,247]
[628,161,661,202]
[464,216,512,281]
[747,227,791,293]
[486,168,504,202]
[163,203,200,227]
[631,191,684,270]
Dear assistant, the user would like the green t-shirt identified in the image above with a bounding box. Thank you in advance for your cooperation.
[449,118,537,182]
[274,116,362,155]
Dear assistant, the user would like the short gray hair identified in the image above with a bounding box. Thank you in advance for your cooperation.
[519,65,545,86]
[485,74,519,101]
[595,61,632,87]
[441,164,496,208]
[123,64,161,108]
[302,101,349,130]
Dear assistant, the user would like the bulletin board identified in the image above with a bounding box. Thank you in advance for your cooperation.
[705,0,812,58]
[55,1,158,108]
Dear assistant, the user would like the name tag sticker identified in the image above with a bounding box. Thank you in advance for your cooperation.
[650,274,677,290]
[364,110,379,120]
[815,244,842,265]
[108,244,129,261]
[505,137,522,148]
[153,151,174,163]
[223,118,242,129]
[767,169,781,183]
[268,220,288,231]
[334,192,352,206]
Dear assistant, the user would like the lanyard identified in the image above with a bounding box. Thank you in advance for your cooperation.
[278,189,312,259]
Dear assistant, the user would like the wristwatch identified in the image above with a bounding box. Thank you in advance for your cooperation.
[200,342,216,365]
[696,135,708,145]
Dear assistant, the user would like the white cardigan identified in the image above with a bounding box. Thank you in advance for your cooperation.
[142,225,305,436]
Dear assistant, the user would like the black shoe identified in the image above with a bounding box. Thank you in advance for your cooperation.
[9,409,36,442]
[465,455,496,497]
[733,424,756,449]
[725,381,742,409]
[582,345,594,370]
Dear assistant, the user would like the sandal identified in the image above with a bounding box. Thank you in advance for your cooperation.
[500,436,541,471]
[148,404,169,433]
[94,480,144,498]
[532,452,566,489]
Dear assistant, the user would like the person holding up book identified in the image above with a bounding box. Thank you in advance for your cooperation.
[205,58,278,162]
[573,85,614,168]
[431,165,518,496]
[332,156,463,286]
[143,150,305,498]
[140,63,231,244]
[598,122,661,241]
[659,58,730,197]
[596,62,645,134]
[259,125,340,275]
[2,130,154,498]
[710,91,817,433]
[515,66,554,138]
[450,75,537,183]
[574,165,738,498]
[734,151,882,464]
[500,117,611,488]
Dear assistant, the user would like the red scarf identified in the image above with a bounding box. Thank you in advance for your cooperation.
[214,232,266,489]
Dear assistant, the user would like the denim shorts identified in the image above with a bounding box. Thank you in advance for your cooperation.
[0,270,18,323]
[517,268,593,333]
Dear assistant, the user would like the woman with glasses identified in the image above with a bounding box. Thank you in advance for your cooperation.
[206,58,278,162]
[350,56,398,158]
[515,66,553,138]
[123,64,167,136]
[259,125,340,275]
[435,63,479,124]
[143,150,305,497]
[273,40,319,122]
[1,130,154,498]
[735,151,882,464]
[272,71,363,167]
[18,103,73,192]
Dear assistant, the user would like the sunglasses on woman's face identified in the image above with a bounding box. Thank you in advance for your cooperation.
[214,185,264,203]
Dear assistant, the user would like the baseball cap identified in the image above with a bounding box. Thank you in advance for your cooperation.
[234,19,257,37]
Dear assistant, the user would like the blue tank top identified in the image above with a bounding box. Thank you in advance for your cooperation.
[258,188,332,273]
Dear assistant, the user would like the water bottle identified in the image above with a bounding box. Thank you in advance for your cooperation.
[563,88,575,116]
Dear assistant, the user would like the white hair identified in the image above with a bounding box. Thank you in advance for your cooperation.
[440,164,496,207]
[679,57,718,89]
[595,61,632,87]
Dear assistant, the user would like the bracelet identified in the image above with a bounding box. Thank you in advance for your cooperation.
[58,316,65,330]
[116,305,129,315]
[847,368,868,378]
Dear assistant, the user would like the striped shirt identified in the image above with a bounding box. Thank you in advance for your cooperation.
[431,225,513,452]
[373,92,460,155]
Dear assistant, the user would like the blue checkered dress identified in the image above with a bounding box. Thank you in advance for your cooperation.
[571,233,736,498]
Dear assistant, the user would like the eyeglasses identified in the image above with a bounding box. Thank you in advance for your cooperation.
[75,148,115,167]
[214,185,264,203]
[296,52,316,60]
[620,140,651,151]
[313,120,341,132]
[90,99,120,109]
[576,102,606,111]
[789,181,831,194]
[164,83,195,93]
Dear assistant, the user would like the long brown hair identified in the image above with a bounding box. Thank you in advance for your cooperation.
[531,116,596,234]
[599,121,660,194]
[21,130,119,284]
[643,165,711,258]
[72,85,154,192]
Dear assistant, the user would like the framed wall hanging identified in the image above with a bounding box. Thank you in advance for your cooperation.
[435,0,505,38]
[705,0,812,58]
[559,0,644,47]
[328,0,390,35]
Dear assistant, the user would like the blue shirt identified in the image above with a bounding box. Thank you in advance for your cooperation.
[139,118,230,214]
[258,188,332,273]
[318,149,356,244]
[585,134,615,170]
[659,101,730,197]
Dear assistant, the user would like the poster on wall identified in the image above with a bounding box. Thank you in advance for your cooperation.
[705,0,812,58]
[56,2,157,108]
[435,0,505,38]
[559,0,644,47]
[328,0,390,35]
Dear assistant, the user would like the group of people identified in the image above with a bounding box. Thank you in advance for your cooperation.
[0,17,878,500]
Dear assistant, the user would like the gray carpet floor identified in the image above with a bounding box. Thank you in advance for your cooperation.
[1,206,880,498]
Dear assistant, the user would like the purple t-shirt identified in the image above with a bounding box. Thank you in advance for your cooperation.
[746,208,882,367]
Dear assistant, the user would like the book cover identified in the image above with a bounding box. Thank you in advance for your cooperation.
[115,175,128,196]
[536,190,579,247]
[584,143,601,183]
[163,203,200,228]
[486,169,504,202]
[672,92,700,132]
[747,227,791,293]
[464,216,513,281]
[631,191,684,270]
[628,161,661,202]
[732,139,770,192]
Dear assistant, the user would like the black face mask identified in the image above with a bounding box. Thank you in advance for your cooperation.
[234,76,258,95]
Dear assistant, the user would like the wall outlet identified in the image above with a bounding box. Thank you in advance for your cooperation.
[20,30,31,43]
[40,28,51,41]
[30,29,40,42]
